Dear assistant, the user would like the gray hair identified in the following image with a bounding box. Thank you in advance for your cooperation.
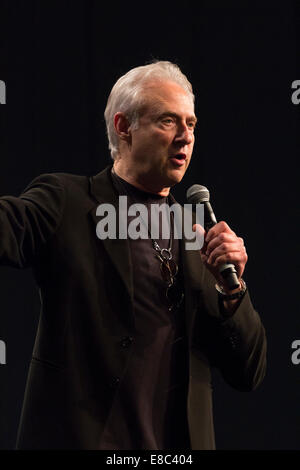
[104,60,195,160]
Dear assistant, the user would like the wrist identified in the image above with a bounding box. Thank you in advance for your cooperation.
[215,279,247,301]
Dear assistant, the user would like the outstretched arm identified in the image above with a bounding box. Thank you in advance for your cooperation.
[0,174,65,268]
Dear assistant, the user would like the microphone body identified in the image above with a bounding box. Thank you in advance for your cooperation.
[186,185,240,291]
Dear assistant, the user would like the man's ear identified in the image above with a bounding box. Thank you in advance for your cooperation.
[114,112,132,143]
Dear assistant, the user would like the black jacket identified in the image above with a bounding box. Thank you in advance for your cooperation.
[0,166,267,449]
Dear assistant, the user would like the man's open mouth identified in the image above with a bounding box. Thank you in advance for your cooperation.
[169,153,187,166]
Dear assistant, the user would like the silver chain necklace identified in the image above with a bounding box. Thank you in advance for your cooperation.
[111,169,183,310]
[112,168,173,257]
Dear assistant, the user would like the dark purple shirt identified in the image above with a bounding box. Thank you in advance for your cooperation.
[98,170,190,450]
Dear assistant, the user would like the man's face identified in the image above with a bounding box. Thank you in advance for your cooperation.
[127,80,196,191]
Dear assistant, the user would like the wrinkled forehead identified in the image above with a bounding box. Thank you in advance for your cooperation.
[138,79,195,117]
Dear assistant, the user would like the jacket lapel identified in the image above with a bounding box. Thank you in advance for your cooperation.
[168,193,204,291]
[176,199,204,343]
[88,166,134,304]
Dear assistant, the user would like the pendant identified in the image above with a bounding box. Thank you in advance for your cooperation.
[160,248,172,261]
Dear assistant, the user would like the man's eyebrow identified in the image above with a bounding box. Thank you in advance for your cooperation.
[157,111,198,123]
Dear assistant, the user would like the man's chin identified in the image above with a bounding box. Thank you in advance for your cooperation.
[166,167,187,186]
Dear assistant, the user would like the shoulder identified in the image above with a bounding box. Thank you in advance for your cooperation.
[20,166,114,213]
[20,172,94,202]
[18,173,93,219]
[22,172,89,192]
[23,166,112,197]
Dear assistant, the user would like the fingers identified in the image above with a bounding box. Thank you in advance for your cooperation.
[206,233,244,262]
[209,251,247,275]
[207,242,244,265]
[203,221,248,279]
[205,221,234,243]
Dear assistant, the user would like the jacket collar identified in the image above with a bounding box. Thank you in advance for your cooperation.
[89,164,118,205]
[89,165,134,306]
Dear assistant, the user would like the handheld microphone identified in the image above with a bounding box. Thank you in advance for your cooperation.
[186,184,240,290]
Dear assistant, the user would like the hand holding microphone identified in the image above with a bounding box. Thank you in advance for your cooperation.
[186,185,248,292]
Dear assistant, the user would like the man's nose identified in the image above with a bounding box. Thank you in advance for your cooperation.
[174,124,193,145]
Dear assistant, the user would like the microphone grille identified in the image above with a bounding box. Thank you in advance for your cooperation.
[186,184,210,204]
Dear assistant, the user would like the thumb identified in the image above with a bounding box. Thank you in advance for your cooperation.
[192,224,206,251]
[192,223,205,237]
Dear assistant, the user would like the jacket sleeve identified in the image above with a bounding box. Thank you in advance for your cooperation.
[194,265,267,392]
[0,174,65,268]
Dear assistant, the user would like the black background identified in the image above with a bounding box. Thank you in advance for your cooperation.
[0,0,299,450]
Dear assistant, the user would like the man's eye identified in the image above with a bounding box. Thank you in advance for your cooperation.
[162,118,174,125]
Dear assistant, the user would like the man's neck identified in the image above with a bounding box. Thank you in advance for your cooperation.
[112,163,170,197]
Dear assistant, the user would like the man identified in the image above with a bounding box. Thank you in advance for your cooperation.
[0,61,266,450]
